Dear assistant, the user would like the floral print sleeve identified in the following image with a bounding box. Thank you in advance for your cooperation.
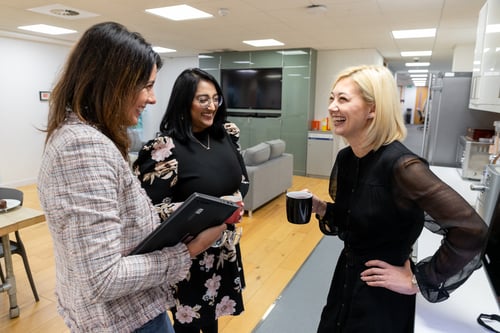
[133,135,178,220]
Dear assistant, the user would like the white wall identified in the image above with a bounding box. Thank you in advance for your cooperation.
[402,85,418,122]
[452,43,474,72]
[0,35,197,187]
[0,37,69,186]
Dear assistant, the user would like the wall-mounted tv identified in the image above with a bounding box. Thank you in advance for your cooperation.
[221,68,282,110]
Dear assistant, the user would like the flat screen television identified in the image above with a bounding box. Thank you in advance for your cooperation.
[221,68,282,110]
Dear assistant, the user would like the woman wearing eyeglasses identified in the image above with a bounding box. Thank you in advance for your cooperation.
[134,68,249,333]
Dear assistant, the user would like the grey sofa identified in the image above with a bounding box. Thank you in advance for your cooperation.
[242,139,293,217]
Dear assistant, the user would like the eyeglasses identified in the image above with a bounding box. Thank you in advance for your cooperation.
[212,227,242,248]
[196,95,223,108]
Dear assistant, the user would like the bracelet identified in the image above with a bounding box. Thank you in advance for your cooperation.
[411,274,419,293]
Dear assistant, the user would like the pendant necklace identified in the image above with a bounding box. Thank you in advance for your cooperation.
[193,134,210,150]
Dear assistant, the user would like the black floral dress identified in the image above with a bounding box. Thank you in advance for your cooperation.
[133,123,248,328]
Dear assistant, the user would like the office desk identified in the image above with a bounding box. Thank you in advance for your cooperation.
[0,206,45,318]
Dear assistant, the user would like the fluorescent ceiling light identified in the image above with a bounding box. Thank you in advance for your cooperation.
[401,51,432,57]
[18,24,76,35]
[145,5,212,21]
[277,50,307,55]
[414,82,427,87]
[153,46,176,53]
[243,39,284,47]
[408,69,429,73]
[486,24,500,33]
[405,62,430,67]
[198,55,214,59]
[444,72,455,77]
[392,28,436,39]
[410,74,428,78]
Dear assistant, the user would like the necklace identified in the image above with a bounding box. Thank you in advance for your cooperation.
[193,134,210,150]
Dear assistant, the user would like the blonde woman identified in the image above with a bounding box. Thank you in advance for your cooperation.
[309,65,487,332]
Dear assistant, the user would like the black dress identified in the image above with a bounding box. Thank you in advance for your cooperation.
[317,141,487,333]
[133,123,248,329]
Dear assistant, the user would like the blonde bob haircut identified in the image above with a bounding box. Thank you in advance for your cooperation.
[333,65,407,151]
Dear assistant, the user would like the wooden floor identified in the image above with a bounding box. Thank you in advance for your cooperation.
[0,176,330,333]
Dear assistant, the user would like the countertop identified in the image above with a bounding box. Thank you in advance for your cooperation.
[415,166,498,332]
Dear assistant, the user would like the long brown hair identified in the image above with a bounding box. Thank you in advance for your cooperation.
[46,21,162,158]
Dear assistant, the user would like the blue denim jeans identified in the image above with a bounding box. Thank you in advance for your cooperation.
[134,312,175,333]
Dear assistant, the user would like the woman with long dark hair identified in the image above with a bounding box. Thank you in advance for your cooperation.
[38,23,224,333]
[134,68,249,333]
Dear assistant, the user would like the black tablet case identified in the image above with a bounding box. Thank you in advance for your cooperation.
[131,192,239,255]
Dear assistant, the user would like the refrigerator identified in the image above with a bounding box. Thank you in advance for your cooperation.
[421,72,499,167]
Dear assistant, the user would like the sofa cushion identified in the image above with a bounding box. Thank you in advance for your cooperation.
[243,142,271,166]
[266,139,286,159]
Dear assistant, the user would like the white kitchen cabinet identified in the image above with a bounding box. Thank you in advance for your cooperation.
[306,131,334,177]
[470,0,500,113]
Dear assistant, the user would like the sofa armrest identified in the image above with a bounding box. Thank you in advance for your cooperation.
[243,153,293,213]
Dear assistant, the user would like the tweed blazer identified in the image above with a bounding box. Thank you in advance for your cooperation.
[38,113,191,332]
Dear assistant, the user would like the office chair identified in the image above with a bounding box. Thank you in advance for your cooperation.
[0,187,39,302]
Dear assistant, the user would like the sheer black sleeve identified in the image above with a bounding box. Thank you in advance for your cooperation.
[393,156,488,302]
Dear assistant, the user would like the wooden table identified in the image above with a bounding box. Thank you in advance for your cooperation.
[0,205,45,318]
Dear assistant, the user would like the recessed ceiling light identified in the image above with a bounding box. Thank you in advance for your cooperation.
[401,51,432,57]
[145,5,212,21]
[392,28,436,39]
[153,46,176,53]
[18,24,76,35]
[408,69,429,73]
[405,62,430,67]
[243,39,284,47]
[410,74,428,78]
